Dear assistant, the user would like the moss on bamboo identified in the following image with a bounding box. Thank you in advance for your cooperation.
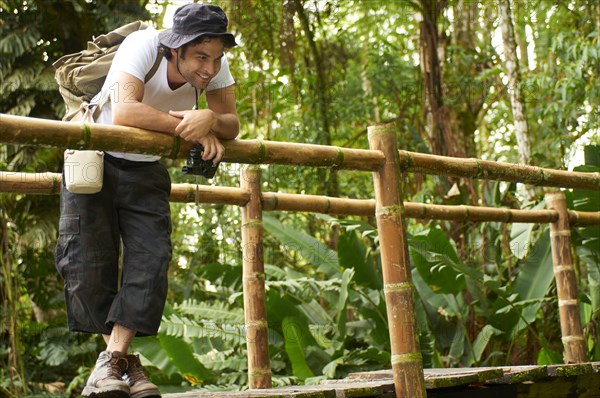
[257,140,267,163]
[391,352,422,365]
[184,186,195,203]
[50,175,60,195]
[397,150,414,170]
[243,273,266,281]
[245,320,268,328]
[324,198,332,214]
[242,220,263,229]
[376,205,404,217]
[551,364,594,377]
[343,385,387,397]
[367,124,397,137]
[169,136,181,159]
[384,281,413,294]
[81,123,92,149]
[333,147,344,169]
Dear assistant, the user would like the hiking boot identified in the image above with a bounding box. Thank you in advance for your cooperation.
[123,354,161,398]
[82,351,130,398]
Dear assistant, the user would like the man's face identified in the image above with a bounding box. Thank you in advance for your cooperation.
[176,38,225,90]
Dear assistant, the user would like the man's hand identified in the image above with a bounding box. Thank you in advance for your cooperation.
[170,109,216,142]
[195,133,224,163]
[170,109,224,163]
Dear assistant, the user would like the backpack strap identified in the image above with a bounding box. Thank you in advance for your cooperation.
[89,52,164,121]
[144,52,163,83]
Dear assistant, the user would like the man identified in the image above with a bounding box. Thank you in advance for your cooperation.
[54,4,239,398]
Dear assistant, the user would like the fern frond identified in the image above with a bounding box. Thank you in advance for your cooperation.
[20,216,58,249]
[1,66,45,95]
[266,276,342,301]
[35,68,58,92]
[160,314,246,345]
[0,27,40,57]
[159,313,205,339]
[195,350,247,371]
[7,94,35,116]
[176,299,245,324]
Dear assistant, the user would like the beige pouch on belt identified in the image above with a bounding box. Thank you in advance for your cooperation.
[63,149,104,194]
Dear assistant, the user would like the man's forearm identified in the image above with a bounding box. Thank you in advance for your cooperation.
[211,112,240,140]
[112,102,180,134]
[114,102,239,141]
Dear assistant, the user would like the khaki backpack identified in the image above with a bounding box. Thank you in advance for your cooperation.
[53,21,162,121]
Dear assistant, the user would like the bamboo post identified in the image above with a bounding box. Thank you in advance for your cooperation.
[368,124,426,398]
[545,191,589,363]
[240,166,272,388]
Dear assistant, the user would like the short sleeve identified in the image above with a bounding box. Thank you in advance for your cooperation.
[109,29,158,82]
[206,55,235,91]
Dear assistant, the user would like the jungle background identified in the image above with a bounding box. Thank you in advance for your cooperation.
[0,0,599,396]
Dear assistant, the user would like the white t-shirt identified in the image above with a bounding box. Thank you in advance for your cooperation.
[93,28,235,162]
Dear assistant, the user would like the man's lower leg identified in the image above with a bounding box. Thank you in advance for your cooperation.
[81,324,137,397]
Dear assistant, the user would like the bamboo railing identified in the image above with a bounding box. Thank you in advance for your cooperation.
[398,151,600,190]
[3,171,599,226]
[2,113,600,396]
[2,114,599,189]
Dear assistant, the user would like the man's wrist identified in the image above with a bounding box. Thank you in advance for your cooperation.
[209,110,219,133]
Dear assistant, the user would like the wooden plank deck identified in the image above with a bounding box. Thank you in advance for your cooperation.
[163,362,600,398]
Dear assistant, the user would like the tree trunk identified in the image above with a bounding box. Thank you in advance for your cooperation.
[513,0,530,71]
[279,0,299,103]
[293,0,338,198]
[498,0,531,165]
[452,0,476,49]
[361,9,381,125]
[450,0,479,159]
[418,0,460,158]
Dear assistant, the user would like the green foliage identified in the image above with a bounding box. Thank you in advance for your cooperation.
[410,228,466,295]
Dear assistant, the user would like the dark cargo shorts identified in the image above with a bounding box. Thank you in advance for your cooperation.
[55,153,172,336]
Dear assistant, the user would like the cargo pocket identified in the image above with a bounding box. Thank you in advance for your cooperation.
[54,215,80,279]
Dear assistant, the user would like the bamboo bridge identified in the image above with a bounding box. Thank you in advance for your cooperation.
[1,113,599,397]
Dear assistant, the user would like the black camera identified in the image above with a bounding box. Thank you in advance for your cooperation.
[182,144,219,179]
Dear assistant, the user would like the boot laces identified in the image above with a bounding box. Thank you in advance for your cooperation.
[106,355,128,379]
[125,355,147,384]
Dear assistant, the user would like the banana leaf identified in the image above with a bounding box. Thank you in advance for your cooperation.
[510,229,554,335]
[338,230,382,290]
[158,334,215,384]
[282,316,315,380]
[263,214,339,277]
[409,228,466,295]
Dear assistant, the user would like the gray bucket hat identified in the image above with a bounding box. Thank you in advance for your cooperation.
[158,3,237,49]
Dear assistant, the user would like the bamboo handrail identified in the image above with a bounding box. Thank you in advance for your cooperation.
[0,114,385,171]
[399,150,600,190]
[2,172,599,226]
[2,114,600,189]
[170,184,249,206]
